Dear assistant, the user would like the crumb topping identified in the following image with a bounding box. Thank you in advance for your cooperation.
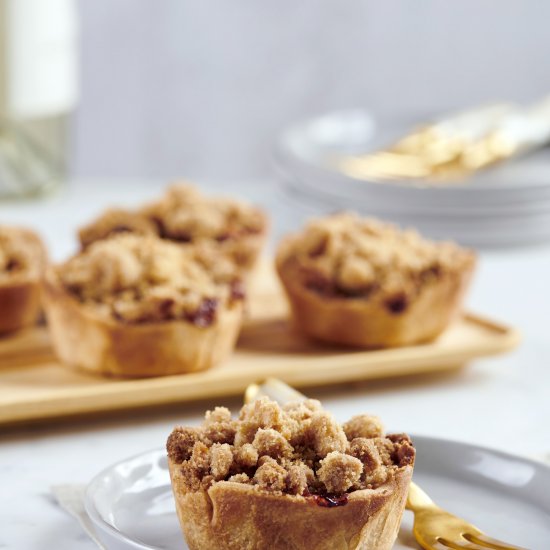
[144,183,266,243]
[343,414,384,440]
[78,184,267,268]
[78,208,158,249]
[317,451,363,494]
[167,397,414,498]
[277,212,475,310]
[0,226,46,281]
[57,234,244,325]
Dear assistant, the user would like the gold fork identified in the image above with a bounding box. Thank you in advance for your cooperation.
[407,481,527,550]
[336,96,550,185]
[245,378,528,550]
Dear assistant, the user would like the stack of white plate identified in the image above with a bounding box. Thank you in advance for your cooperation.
[273,109,550,248]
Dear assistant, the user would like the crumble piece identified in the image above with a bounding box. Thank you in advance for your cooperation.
[282,400,322,446]
[167,427,199,463]
[317,452,363,494]
[252,428,292,459]
[286,463,314,495]
[363,466,390,488]
[201,407,237,445]
[343,414,384,440]
[307,411,348,458]
[228,473,250,484]
[210,444,234,480]
[234,443,259,468]
[167,397,415,497]
[388,433,416,467]
[349,438,390,488]
[349,438,382,472]
[190,441,211,474]
[371,437,395,467]
[205,407,232,425]
[253,459,287,492]
[235,397,293,446]
[282,399,322,422]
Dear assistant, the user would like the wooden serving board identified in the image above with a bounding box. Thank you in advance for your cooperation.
[0,262,520,426]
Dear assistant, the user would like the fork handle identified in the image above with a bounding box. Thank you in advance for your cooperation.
[245,378,307,405]
[406,481,437,511]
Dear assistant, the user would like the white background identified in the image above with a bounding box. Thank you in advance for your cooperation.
[72,1,550,180]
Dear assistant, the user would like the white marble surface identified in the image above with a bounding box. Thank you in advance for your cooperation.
[1,180,549,549]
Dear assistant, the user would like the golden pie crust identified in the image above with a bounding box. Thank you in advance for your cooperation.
[168,460,412,550]
[0,226,47,334]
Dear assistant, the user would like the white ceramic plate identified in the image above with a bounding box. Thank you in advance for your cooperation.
[85,436,550,550]
[277,180,550,247]
[274,109,550,198]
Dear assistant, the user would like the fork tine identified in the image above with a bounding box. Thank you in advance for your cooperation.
[464,533,529,550]
[436,538,488,550]
[421,540,460,550]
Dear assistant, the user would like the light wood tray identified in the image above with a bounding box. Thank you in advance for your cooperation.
[0,262,520,426]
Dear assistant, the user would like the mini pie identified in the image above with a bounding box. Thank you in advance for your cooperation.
[0,225,47,334]
[78,183,268,271]
[167,397,415,550]
[42,234,245,377]
[276,212,476,348]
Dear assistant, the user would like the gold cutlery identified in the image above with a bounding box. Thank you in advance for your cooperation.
[336,96,550,184]
[406,481,526,550]
[245,378,527,550]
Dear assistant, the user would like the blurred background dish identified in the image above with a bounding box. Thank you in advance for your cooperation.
[0,0,78,198]
[274,109,550,247]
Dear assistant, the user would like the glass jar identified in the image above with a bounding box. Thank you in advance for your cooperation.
[0,0,78,198]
